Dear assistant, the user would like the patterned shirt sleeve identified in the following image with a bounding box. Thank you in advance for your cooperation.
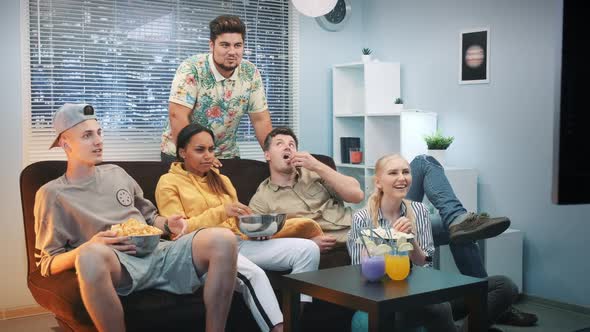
[347,208,371,265]
[169,59,198,109]
[411,201,435,266]
[247,67,268,114]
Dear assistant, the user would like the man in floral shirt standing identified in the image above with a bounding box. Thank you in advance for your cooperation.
[161,15,272,163]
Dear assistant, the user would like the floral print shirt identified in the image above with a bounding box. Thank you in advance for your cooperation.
[162,53,268,158]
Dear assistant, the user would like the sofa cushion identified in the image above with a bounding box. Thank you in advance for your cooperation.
[28,269,93,325]
[218,158,270,205]
[20,155,345,331]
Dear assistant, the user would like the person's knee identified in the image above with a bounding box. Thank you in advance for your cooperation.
[423,302,453,322]
[75,243,117,283]
[193,227,238,262]
[413,154,443,167]
[286,239,320,271]
[431,302,453,318]
[298,239,320,266]
[410,154,428,166]
[489,275,518,302]
[415,154,429,160]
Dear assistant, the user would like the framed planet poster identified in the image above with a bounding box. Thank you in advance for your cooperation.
[459,28,489,84]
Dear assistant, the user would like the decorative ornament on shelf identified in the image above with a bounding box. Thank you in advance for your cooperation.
[393,97,404,112]
[291,0,338,17]
[361,48,372,63]
[424,130,454,166]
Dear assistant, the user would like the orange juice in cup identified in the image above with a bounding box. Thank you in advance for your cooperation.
[385,250,410,281]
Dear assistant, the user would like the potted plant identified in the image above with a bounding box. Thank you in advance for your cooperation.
[361,48,372,63]
[393,97,404,112]
[423,130,454,166]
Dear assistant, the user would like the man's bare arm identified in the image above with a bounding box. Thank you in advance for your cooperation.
[169,102,192,145]
[290,152,364,203]
[249,110,272,150]
[314,162,364,203]
[48,231,135,275]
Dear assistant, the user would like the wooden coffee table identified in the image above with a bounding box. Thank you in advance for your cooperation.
[281,265,487,332]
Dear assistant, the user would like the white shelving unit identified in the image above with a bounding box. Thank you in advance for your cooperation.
[332,62,437,205]
[331,62,523,285]
[433,169,523,291]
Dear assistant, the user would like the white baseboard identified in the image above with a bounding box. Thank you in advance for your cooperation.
[522,294,590,316]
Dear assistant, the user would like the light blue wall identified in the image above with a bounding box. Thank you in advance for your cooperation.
[297,1,367,154]
[300,0,590,306]
[0,0,32,308]
[363,0,590,307]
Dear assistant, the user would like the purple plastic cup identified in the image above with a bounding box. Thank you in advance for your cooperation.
[361,255,385,282]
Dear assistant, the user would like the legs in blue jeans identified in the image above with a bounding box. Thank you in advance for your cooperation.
[409,155,487,278]
[407,155,466,228]
[431,214,488,278]
[450,275,517,327]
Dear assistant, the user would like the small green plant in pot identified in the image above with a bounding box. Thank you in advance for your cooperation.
[424,130,454,166]
[361,48,372,63]
[393,97,404,112]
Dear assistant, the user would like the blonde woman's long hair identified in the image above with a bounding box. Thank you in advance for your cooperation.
[366,154,407,227]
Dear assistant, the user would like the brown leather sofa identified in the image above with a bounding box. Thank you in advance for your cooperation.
[20,155,353,331]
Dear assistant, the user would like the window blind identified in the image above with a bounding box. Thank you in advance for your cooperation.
[22,0,299,164]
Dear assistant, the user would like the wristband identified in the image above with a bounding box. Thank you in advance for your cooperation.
[164,220,172,235]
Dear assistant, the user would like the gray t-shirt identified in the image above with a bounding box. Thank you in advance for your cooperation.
[34,164,158,277]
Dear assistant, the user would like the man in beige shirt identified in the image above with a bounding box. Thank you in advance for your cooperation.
[249,127,364,252]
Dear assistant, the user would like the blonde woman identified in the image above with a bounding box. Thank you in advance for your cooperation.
[347,154,516,331]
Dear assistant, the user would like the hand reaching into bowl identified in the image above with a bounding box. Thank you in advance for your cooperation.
[225,202,253,217]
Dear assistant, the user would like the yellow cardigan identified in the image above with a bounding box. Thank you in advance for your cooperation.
[155,162,323,239]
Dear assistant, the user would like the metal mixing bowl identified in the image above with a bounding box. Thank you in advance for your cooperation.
[129,234,161,257]
[238,213,287,238]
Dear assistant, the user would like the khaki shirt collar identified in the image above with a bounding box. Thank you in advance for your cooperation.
[267,168,302,192]
[209,53,239,82]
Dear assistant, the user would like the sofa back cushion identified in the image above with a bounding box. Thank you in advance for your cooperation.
[20,155,335,274]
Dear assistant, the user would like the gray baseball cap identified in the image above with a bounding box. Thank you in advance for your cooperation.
[49,103,97,149]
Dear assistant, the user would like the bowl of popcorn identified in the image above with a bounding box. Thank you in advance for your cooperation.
[111,218,163,257]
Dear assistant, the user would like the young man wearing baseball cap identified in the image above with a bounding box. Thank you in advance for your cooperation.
[35,103,238,332]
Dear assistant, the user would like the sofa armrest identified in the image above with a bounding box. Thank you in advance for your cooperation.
[28,269,94,325]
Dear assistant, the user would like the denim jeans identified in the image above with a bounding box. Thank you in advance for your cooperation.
[450,275,517,327]
[407,155,487,278]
